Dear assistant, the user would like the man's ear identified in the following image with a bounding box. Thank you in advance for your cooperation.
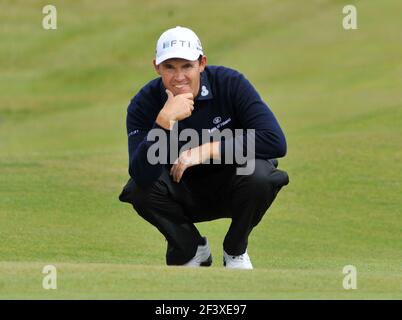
[153,59,161,75]
[199,55,207,72]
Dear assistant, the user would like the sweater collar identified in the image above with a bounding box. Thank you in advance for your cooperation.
[195,71,213,101]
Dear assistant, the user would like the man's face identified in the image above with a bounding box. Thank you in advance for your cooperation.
[154,56,207,98]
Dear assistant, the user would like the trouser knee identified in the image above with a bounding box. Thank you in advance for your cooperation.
[239,159,289,194]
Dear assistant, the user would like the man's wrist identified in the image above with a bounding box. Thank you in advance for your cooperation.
[207,141,220,160]
[211,141,221,159]
[156,110,175,130]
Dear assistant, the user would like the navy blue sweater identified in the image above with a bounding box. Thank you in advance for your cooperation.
[126,65,287,187]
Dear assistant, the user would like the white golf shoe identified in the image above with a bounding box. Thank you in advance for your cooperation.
[183,237,212,267]
[223,250,253,270]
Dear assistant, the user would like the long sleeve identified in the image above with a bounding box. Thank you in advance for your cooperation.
[220,72,287,162]
[126,92,171,188]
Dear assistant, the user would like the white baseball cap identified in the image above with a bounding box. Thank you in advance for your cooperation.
[155,26,203,65]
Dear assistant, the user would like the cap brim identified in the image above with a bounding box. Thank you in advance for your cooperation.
[155,50,201,65]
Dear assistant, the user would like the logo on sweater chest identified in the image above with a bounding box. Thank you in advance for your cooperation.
[213,116,221,125]
[208,117,231,133]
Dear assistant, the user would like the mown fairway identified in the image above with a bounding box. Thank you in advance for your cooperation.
[0,0,401,299]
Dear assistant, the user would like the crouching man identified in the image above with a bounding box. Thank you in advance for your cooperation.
[119,26,289,269]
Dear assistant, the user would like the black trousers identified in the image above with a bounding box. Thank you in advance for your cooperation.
[119,159,289,265]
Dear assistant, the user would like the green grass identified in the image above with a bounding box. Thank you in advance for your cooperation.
[1,261,400,299]
[1,0,401,299]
